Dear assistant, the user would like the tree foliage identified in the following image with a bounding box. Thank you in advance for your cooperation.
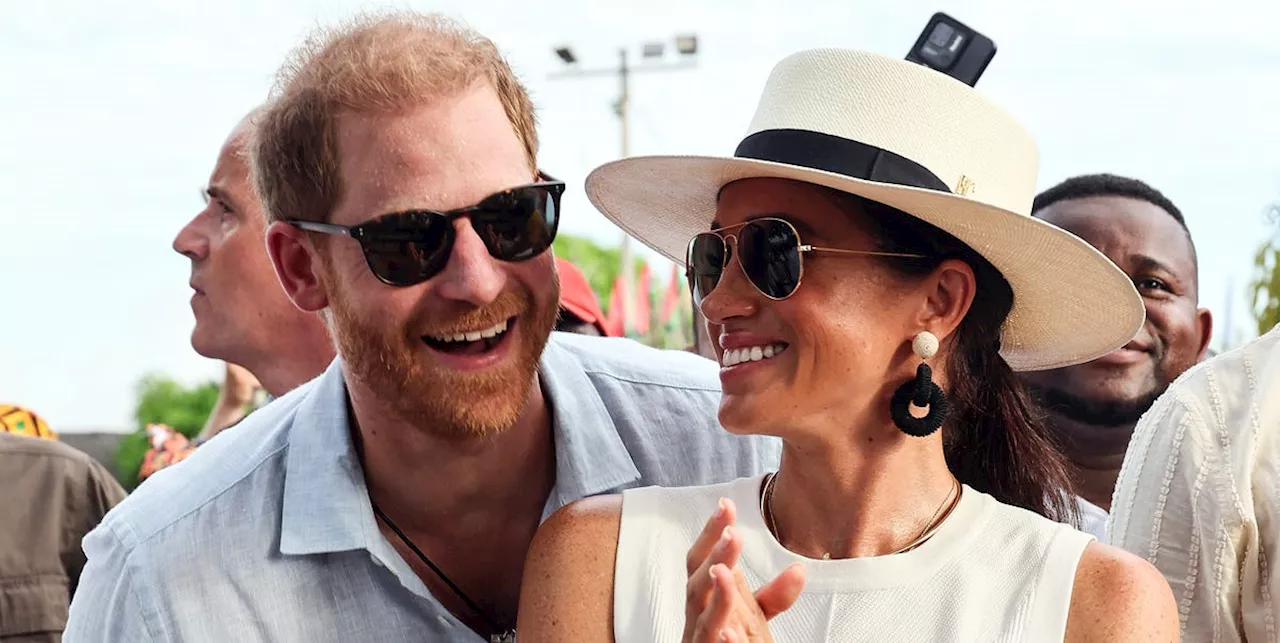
[553,233,694,349]
[552,233,644,314]
[1248,206,1280,337]
[114,374,219,490]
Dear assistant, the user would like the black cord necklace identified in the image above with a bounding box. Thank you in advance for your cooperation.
[370,501,517,643]
[351,414,515,642]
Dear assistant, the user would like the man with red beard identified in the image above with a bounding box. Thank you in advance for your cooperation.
[65,12,778,643]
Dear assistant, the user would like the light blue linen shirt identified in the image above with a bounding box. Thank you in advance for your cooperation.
[63,333,780,642]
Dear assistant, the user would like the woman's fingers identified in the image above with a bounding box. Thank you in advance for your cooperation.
[683,495,799,642]
[686,498,737,575]
[754,563,806,620]
[717,627,745,643]
[686,525,745,615]
[692,564,739,643]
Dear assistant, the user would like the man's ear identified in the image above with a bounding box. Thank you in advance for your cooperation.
[1194,307,1214,362]
[266,221,329,313]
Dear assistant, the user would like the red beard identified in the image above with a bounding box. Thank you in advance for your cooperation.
[328,279,558,439]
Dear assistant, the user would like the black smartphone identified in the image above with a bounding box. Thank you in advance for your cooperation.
[905,12,996,87]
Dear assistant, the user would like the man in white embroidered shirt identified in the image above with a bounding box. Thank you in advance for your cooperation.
[1110,323,1280,640]
[63,12,778,643]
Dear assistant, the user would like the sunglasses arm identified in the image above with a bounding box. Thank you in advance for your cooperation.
[287,220,357,238]
[800,245,927,259]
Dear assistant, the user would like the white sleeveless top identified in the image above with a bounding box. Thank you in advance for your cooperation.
[614,475,1094,642]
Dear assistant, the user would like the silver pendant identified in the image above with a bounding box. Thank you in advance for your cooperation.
[489,630,517,643]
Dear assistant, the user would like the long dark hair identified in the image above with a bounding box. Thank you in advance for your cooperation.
[836,191,1078,524]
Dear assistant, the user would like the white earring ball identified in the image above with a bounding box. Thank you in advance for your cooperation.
[912,331,939,360]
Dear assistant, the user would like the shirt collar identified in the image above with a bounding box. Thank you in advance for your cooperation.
[278,336,643,555]
[279,358,380,556]
[539,335,641,514]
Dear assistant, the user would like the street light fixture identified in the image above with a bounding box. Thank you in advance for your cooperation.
[548,35,700,156]
[675,34,698,56]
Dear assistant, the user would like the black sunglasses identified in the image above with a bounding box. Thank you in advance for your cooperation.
[287,174,564,287]
[686,217,927,304]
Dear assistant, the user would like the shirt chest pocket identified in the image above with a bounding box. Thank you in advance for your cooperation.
[0,575,69,638]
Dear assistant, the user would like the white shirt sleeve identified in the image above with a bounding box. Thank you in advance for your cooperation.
[1108,339,1280,643]
[1074,496,1109,541]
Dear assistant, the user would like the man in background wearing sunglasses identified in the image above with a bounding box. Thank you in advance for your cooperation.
[66,12,779,643]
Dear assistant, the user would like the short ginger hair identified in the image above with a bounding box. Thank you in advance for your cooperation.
[252,11,538,224]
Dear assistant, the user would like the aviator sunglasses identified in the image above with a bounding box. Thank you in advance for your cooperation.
[287,173,565,287]
[686,217,928,303]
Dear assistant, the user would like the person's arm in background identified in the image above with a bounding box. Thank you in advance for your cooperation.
[1108,375,1276,642]
[197,362,260,441]
[65,458,127,598]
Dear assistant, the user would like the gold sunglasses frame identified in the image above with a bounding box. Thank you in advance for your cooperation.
[688,217,928,301]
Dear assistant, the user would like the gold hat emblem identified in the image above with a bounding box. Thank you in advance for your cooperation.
[955,175,976,196]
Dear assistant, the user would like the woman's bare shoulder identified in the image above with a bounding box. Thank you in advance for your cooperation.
[529,494,625,570]
[518,495,624,643]
[1065,541,1178,643]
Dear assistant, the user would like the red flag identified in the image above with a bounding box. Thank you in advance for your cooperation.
[632,263,652,336]
[660,263,682,324]
[602,275,626,337]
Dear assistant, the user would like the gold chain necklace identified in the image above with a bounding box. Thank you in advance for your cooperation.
[760,472,962,560]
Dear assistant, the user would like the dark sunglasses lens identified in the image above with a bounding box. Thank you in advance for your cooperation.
[738,219,802,299]
[686,233,726,304]
[361,212,453,286]
[472,185,560,262]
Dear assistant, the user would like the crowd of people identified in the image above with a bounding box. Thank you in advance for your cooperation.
[2,9,1277,643]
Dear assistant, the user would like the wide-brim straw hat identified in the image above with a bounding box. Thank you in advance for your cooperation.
[584,48,1143,371]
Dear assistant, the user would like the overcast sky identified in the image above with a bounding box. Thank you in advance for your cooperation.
[3,0,1278,431]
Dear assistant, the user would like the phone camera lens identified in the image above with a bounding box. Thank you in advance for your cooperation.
[928,23,956,48]
[917,21,966,68]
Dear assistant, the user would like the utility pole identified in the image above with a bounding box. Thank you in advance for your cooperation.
[616,48,634,338]
[550,36,699,339]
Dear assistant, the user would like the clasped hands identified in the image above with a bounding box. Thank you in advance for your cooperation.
[682,498,806,643]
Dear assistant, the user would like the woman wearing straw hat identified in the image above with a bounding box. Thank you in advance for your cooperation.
[518,49,1177,642]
